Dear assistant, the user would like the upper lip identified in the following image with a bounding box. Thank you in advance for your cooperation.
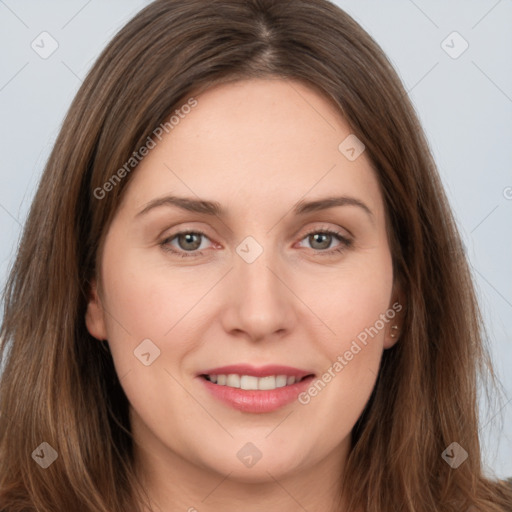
[198,364,315,379]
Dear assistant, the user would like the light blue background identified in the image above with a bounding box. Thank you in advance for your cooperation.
[0,0,511,478]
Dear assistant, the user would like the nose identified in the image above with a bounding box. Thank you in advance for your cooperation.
[220,245,298,343]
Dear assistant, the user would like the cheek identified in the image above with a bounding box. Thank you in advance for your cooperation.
[98,250,199,420]
[302,243,394,350]
[296,245,393,406]
[98,244,232,407]
[100,245,210,338]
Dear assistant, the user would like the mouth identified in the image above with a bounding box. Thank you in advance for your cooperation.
[197,364,316,413]
[200,373,312,390]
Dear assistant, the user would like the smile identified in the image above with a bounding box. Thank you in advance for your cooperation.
[197,364,316,413]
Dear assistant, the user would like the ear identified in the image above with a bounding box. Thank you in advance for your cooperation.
[85,278,108,341]
[383,282,406,350]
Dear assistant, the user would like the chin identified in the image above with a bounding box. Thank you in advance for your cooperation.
[191,442,308,482]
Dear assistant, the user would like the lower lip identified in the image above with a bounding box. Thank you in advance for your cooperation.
[198,375,315,413]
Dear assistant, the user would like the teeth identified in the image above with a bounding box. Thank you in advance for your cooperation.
[275,375,287,388]
[258,376,276,390]
[206,374,303,390]
[226,374,240,388]
[240,375,259,390]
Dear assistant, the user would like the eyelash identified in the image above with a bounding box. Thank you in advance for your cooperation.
[160,227,353,259]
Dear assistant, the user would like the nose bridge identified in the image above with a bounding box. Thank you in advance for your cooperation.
[239,246,279,300]
[224,237,295,340]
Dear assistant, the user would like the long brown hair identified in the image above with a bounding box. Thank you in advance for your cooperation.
[1,0,510,510]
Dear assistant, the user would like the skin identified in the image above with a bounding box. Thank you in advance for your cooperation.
[86,78,404,512]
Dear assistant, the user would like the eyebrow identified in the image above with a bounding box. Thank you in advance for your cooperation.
[136,194,374,222]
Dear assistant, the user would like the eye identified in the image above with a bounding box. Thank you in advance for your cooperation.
[160,231,212,258]
[297,227,352,256]
[160,226,353,258]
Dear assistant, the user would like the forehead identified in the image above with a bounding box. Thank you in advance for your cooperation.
[119,78,385,222]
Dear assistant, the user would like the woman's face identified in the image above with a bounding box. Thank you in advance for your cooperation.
[86,78,402,487]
